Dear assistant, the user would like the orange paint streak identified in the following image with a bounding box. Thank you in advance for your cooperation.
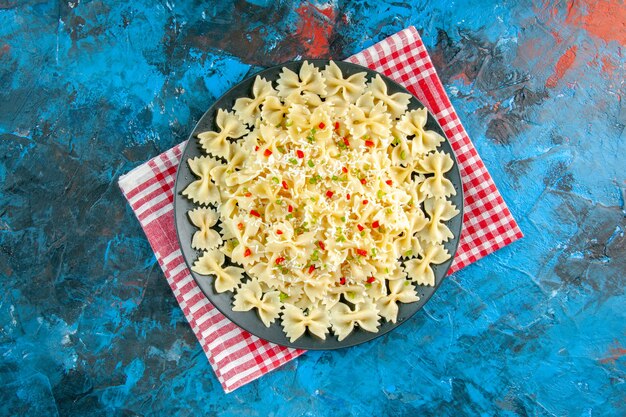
[599,345,626,364]
[601,55,617,75]
[565,0,626,45]
[450,72,473,85]
[295,2,335,57]
[546,45,578,88]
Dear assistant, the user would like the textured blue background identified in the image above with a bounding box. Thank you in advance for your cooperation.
[1,0,625,415]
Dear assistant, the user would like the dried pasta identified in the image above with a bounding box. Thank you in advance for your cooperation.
[185,61,460,342]
[188,207,222,251]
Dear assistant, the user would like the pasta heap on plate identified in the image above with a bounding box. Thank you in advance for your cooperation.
[183,61,459,342]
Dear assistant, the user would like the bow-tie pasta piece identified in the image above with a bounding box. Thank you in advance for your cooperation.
[364,276,388,300]
[330,300,380,341]
[320,286,346,310]
[182,156,222,205]
[366,74,412,119]
[406,203,429,233]
[402,175,428,207]
[218,197,241,221]
[301,276,332,304]
[376,279,420,323]
[309,105,334,141]
[223,167,261,188]
[192,248,245,293]
[223,214,261,242]
[390,137,412,167]
[232,279,281,327]
[346,93,392,141]
[277,61,326,106]
[226,143,249,171]
[276,282,305,305]
[245,121,283,159]
[404,243,451,286]
[415,151,456,199]
[286,103,311,133]
[239,129,260,155]
[394,232,422,259]
[248,260,282,287]
[324,95,351,118]
[396,108,445,156]
[353,91,376,112]
[249,180,280,202]
[387,265,409,281]
[232,239,265,267]
[371,195,412,232]
[281,303,331,342]
[208,165,229,190]
[188,207,222,251]
[197,109,248,158]
[281,90,308,108]
[418,197,460,244]
[322,60,367,103]
[396,107,426,135]
[388,163,414,183]
[220,217,263,266]
[233,76,276,126]
[261,95,289,127]
[285,103,333,143]
[292,291,313,311]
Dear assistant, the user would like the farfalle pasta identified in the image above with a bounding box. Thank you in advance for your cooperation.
[282,303,331,342]
[232,279,281,327]
[188,207,222,251]
[191,248,245,293]
[182,156,222,205]
[184,61,460,342]
[197,110,247,158]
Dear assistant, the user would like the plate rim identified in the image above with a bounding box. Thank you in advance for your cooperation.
[173,58,464,350]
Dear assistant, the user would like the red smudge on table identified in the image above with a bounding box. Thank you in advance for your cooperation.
[565,0,626,45]
[295,2,335,57]
[450,72,473,85]
[551,30,563,44]
[546,45,578,88]
[599,342,626,364]
[601,55,617,75]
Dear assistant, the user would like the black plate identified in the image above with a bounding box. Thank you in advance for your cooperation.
[173,59,464,350]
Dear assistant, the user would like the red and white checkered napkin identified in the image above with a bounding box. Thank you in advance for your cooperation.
[118,26,523,393]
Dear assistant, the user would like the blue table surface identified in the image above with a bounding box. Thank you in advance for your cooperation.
[1,0,624,415]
